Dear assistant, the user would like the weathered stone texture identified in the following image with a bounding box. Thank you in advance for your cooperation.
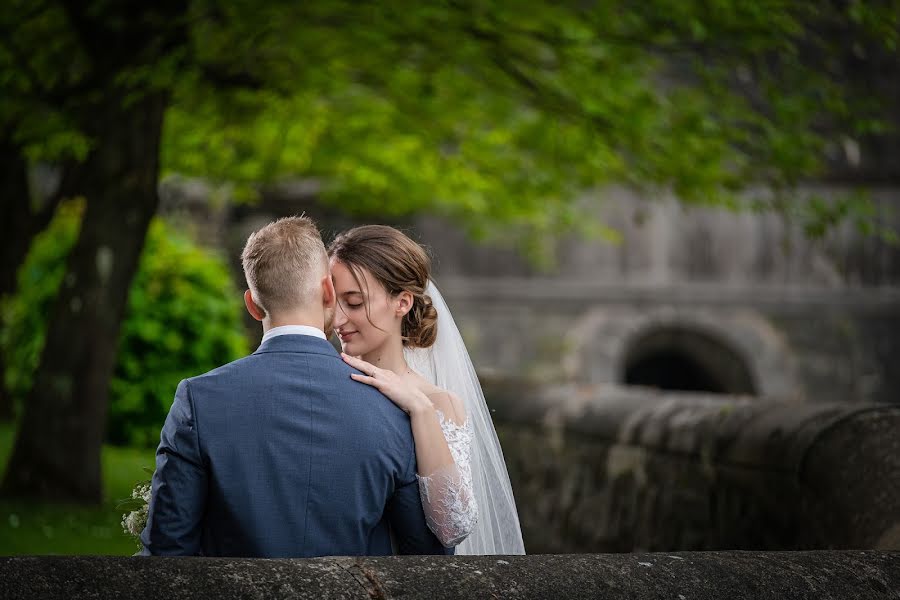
[489,384,900,554]
[1,552,897,600]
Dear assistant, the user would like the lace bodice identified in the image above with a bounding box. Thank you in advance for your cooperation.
[415,409,479,547]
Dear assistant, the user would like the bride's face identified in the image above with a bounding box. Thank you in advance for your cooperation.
[330,259,399,356]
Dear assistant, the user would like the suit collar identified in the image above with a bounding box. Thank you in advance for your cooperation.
[262,324,326,344]
[253,334,340,358]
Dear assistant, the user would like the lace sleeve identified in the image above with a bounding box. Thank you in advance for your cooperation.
[415,410,479,547]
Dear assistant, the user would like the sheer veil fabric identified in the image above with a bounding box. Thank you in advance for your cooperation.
[403,282,526,555]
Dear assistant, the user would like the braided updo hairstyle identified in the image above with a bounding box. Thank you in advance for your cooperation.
[328,225,438,348]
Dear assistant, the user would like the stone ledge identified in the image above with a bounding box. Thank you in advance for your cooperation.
[1,552,897,599]
[485,386,900,552]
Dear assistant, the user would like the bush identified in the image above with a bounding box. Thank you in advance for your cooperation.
[1,200,249,447]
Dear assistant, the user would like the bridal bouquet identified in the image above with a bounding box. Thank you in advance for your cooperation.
[119,468,153,545]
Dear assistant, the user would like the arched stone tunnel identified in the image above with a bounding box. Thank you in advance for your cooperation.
[620,326,757,395]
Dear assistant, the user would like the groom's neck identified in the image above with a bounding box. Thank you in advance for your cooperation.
[263,310,325,333]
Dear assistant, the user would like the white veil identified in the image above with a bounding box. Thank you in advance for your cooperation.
[403,281,526,555]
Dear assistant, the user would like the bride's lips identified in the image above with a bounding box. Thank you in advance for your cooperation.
[338,331,357,342]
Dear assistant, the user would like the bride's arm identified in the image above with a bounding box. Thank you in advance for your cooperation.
[342,353,477,547]
[415,391,478,548]
[408,397,457,478]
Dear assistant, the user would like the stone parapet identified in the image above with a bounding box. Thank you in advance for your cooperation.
[1,552,897,599]
[487,383,900,553]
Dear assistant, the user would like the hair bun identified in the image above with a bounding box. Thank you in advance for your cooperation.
[404,293,438,348]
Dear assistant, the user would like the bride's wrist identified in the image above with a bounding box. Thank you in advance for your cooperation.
[407,393,434,417]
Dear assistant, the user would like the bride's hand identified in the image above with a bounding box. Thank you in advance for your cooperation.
[341,353,433,416]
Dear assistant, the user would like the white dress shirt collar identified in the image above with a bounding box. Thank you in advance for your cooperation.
[261,325,327,345]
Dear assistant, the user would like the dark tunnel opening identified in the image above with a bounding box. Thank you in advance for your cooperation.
[621,327,756,395]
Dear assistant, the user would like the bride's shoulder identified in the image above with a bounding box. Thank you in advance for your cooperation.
[426,388,467,426]
[407,372,466,424]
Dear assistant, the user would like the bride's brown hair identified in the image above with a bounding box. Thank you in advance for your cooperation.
[328,225,438,348]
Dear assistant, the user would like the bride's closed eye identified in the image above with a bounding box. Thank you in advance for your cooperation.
[338,291,365,311]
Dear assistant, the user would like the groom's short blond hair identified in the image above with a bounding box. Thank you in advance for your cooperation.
[241,216,328,317]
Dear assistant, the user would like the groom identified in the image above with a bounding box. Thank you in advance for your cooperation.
[141,216,451,557]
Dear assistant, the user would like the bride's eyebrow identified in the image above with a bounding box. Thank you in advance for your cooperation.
[341,290,363,297]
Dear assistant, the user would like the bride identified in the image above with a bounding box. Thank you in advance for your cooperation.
[328,225,525,555]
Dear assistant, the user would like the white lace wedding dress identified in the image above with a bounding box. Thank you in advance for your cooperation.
[415,410,478,547]
[404,282,525,555]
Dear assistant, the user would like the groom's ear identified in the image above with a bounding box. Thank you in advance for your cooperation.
[321,274,336,309]
[244,289,266,321]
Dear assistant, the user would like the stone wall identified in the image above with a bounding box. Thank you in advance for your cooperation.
[2,552,897,599]
[415,189,900,404]
[486,383,900,554]
[438,278,900,404]
[418,187,900,286]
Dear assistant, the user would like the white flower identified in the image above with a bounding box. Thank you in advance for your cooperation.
[122,504,149,537]
[121,480,152,542]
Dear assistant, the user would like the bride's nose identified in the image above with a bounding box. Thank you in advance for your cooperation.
[333,305,348,329]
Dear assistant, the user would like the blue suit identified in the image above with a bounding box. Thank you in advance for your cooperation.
[141,334,451,557]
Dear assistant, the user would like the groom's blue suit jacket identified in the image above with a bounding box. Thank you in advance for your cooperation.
[141,334,452,557]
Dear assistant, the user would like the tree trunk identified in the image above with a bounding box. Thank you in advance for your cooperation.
[0,91,167,503]
[0,145,29,421]
[0,145,33,300]
[0,144,67,421]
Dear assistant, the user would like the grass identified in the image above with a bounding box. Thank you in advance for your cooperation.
[0,423,155,555]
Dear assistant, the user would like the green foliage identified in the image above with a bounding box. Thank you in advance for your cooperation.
[0,201,249,447]
[0,203,81,401]
[3,1,899,243]
[159,1,899,245]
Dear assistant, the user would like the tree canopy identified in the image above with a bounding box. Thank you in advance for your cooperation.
[6,1,899,238]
